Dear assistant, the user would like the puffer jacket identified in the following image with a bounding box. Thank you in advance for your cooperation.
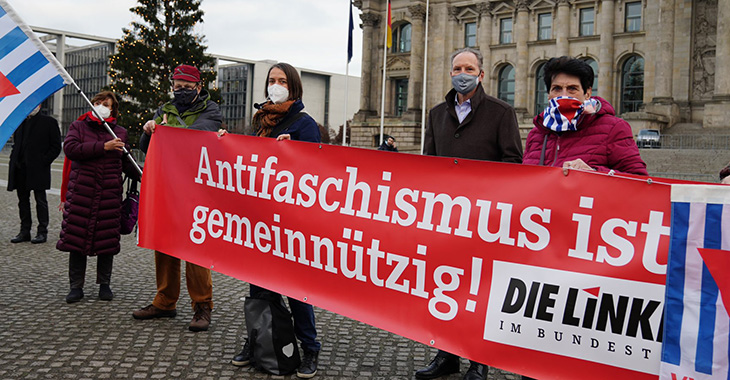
[139,89,222,153]
[57,115,138,256]
[523,96,647,175]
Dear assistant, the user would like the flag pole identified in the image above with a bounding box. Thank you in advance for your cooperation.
[72,82,143,177]
[343,63,349,146]
[420,0,429,155]
[343,0,354,146]
[379,0,389,147]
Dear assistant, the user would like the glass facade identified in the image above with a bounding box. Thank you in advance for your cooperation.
[625,2,642,32]
[500,18,513,44]
[538,13,552,40]
[393,23,412,53]
[583,58,599,95]
[498,65,515,106]
[218,64,250,133]
[62,43,113,133]
[580,8,595,36]
[621,55,645,113]
[465,22,477,47]
[394,78,408,116]
[534,63,548,115]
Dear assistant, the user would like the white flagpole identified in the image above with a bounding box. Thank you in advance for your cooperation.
[379,1,388,147]
[343,62,349,146]
[420,0,429,155]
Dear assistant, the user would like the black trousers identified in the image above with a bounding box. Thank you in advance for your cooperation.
[16,187,49,235]
[68,252,114,289]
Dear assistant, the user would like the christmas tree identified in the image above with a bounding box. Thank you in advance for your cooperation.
[109,0,219,147]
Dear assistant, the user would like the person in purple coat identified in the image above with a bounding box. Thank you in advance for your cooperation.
[57,91,140,303]
[523,56,647,176]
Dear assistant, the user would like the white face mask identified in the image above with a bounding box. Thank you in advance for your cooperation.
[267,84,289,104]
[92,104,111,120]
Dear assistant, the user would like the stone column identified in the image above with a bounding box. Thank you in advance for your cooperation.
[357,11,380,116]
[704,0,730,127]
[514,1,529,113]
[555,0,570,56]
[407,4,426,113]
[598,0,615,103]
[53,33,65,125]
[476,2,493,89]
[653,0,675,101]
[713,0,730,99]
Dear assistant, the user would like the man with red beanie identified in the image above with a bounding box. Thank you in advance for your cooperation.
[132,64,222,332]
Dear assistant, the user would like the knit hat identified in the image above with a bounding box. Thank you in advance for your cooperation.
[172,64,200,82]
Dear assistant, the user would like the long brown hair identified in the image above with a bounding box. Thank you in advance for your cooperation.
[264,63,303,101]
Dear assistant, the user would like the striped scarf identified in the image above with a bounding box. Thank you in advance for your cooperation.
[542,96,599,132]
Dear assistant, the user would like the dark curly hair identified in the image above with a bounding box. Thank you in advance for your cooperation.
[543,56,594,94]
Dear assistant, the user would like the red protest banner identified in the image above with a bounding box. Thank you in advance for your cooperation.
[139,126,672,380]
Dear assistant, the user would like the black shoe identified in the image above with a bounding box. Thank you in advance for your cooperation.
[31,233,47,244]
[99,284,114,301]
[415,354,460,380]
[297,349,319,378]
[10,233,30,243]
[231,339,252,367]
[463,362,487,380]
[65,288,84,303]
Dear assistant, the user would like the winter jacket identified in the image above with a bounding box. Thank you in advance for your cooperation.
[57,115,139,256]
[7,113,61,191]
[523,96,648,175]
[139,89,222,153]
[264,99,321,143]
[424,83,523,163]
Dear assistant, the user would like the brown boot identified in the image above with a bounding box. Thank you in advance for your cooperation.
[189,304,211,332]
[132,304,177,320]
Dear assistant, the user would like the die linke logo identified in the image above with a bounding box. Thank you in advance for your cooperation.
[484,262,665,375]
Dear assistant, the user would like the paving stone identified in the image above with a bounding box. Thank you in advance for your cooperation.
[0,154,526,379]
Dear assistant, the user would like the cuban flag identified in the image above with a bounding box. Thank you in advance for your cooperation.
[661,184,730,380]
[0,0,72,147]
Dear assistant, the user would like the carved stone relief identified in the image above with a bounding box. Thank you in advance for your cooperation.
[692,0,717,100]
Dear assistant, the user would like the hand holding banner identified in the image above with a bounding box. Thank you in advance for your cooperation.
[139,125,674,380]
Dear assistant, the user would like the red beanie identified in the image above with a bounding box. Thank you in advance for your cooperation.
[172,64,201,82]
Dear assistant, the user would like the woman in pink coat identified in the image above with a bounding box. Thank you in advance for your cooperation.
[523,56,647,176]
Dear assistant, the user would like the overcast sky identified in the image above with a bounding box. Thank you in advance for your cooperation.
[11,0,363,76]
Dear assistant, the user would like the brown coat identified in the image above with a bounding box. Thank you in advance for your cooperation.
[424,83,523,163]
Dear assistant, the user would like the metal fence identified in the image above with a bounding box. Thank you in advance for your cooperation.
[649,172,718,183]
[639,135,730,150]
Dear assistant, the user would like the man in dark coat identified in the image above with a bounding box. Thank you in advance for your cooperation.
[377,134,399,152]
[7,105,62,244]
[417,48,523,380]
[133,64,222,333]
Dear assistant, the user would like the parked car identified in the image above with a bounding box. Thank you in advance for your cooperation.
[636,129,661,148]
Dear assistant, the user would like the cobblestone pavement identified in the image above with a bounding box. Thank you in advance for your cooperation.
[0,153,525,380]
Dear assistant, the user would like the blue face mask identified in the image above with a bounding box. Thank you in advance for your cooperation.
[451,73,480,95]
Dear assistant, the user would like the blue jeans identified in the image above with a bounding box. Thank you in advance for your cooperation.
[249,284,321,352]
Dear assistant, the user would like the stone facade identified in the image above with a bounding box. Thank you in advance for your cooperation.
[352,0,728,152]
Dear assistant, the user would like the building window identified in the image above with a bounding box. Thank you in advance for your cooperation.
[498,65,515,106]
[538,13,552,40]
[625,2,642,32]
[464,22,477,47]
[534,63,548,115]
[580,8,594,36]
[582,58,598,96]
[394,78,408,116]
[500,18,513,44]
[621,55,644,113]
[392,23,412,53]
